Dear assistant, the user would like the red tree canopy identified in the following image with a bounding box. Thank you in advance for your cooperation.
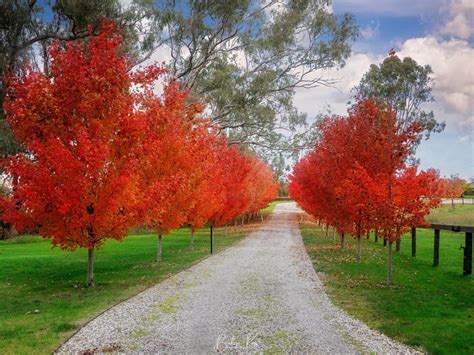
[185,124,227,232]
[1,22,148,250]
[1,20,279,250]
[289,99,441,241]
[442,176,465,199]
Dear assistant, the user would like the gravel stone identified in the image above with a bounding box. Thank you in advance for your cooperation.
[58,202,421,354]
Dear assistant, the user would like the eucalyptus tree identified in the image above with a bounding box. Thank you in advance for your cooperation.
[154,0,358,155]
[353,54,445,145]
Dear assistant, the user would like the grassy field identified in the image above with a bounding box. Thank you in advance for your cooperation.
[300,218,473,354]
[0,204,277,355]
[426,204,474,226]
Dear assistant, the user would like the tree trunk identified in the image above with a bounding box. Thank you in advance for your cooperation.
[87,248,94,288]
[224,224,227,237]
[325,224,329,237]
[190,230,195,250]
[452,198,454,208]
[374,228,379,243]
[366,230,370,240]
[333,227,336,242]
[260,212,264,222]
[356,235,361,263]
[156,234,162,262]
[387,241,393,288]
[396,238,401,252]
[341,233,345,249]
[383,238,387,246]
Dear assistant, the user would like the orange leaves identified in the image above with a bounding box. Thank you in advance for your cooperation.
[1,20,278,254]
[290,99,441,241]
[441,177,464,199]
[2,22,153,250]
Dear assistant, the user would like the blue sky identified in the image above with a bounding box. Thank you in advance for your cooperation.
[295,0,473,180]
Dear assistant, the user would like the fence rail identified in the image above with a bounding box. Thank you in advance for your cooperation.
[411,224,472,276]
[441,198,474,205]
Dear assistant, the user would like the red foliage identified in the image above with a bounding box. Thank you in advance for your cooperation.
[137,80,201,236]
[1,21,145,250]
[185,124,227,232]
[289,99,441,242]
[1,19,278,275]
[190,144,278,229]
[441,176,464,199]
[390,167,442,232]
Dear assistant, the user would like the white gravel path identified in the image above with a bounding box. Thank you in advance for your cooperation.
[58,202,420,354]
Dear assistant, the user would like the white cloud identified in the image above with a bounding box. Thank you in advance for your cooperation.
[442,14,473,39]
[360,21,380,40]
[119,0,132,9]
[294,35,474,132]
[334,0,444,17]
[293,52,383,118]
[398,36,474,131]
[440,0,474,39]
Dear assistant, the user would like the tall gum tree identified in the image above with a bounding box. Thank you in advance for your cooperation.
[353,53,445,150]
[154,0,358,156]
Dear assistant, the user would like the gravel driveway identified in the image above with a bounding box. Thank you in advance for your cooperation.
[58,202,418,353]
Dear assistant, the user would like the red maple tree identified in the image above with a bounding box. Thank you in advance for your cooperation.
[289,99,441,286]
[442,176,465,208]
[1,22,149,287]
[137,80,202,261]
[185,124,227,247]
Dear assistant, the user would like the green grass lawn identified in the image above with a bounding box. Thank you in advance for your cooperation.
[426,204,474,226]
[260,200,280,216]
[300,221,473,354]
[0,217,262,354]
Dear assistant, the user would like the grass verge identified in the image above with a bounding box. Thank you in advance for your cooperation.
[260,200,281,217]
[300,218,473,354]
[426,204,474,226]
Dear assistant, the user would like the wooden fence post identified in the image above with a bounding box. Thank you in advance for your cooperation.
[411,227,416,257]
[464,232,472,276]
[210,224,214,254]
[433,229,440,267]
